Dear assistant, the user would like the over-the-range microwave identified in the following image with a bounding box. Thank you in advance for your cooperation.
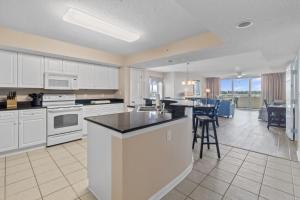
[44,72,79,90]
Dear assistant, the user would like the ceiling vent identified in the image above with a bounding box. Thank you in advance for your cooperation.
[236,20,253,29]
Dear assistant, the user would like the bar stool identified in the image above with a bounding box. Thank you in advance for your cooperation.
[195,115,221,159]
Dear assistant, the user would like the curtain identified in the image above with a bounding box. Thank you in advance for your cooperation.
[206,77,220,98]
[262,72,286,103]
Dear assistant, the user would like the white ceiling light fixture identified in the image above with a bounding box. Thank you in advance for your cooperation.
[63,8,140,42]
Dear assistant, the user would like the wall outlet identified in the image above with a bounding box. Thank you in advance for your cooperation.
[167,130,172,142]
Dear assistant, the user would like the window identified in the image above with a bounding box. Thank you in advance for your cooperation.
[233,78,249,97]
[220,79,233,98]
[220,77,262,109]
[149,77,163,98]
[193,80,202,96]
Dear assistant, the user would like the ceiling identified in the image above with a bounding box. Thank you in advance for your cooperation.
[150,51,282,78]
[0,0,207,55]
[0,0,300,74]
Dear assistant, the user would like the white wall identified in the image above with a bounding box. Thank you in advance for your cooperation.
[163,72,207,99]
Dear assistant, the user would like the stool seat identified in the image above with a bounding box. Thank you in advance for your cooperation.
[196,115,215,121]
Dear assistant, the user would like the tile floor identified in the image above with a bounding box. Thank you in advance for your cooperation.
[0,138,299,200]
[0,139,93,200]
[163,143,300,200]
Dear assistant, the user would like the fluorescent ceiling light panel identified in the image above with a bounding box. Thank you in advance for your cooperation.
[63,8,140,42]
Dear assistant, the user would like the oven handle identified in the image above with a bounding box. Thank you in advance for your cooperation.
[47,107,82,113]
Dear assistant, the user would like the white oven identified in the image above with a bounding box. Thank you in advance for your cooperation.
[43,94,83,146]
[47,105,83,136]
[44,72,79,90]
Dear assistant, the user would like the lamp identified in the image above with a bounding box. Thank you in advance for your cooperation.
[205,88,211,104]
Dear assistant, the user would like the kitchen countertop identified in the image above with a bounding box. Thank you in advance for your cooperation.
[85,110,187,133]
[76,98,124,105]
[0,101,44,111]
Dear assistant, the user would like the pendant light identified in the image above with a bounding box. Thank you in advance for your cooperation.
[182,62,195,85]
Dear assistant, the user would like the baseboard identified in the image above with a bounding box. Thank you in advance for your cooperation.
[149,162,193,200]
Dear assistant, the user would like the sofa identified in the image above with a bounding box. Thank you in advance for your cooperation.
[194,98,235,118]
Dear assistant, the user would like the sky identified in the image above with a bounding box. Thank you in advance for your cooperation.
[221,78,261,92]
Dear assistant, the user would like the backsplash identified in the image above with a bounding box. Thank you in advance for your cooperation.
[0,89,120,102]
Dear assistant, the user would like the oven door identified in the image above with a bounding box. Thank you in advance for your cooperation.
[47,107,83,136]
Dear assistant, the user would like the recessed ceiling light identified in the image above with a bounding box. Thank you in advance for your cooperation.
[236,20,253,29]
[63,8,140,42]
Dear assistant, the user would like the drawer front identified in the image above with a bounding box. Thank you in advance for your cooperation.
[19,109,46,120]
[0,110,18,121]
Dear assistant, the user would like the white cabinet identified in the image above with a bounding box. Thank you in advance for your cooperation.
[0,111,18,152]
[130,68,144,105]
[78,63,94,89]
[107,67,119,89]
[18,53,45,88]
[63,60,78,74]
[83,103,124,135]
[45,57,63,73]
[0,50,17,87]
[19,109,46,148]
[94,65,107,89]
[93,66,119,90]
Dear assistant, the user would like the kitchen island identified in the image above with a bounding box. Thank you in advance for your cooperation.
[85,111,193,200]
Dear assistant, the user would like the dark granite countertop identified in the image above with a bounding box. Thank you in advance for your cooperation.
[85,111,187,133]
[76,98,124,105]
[0,101,44,111]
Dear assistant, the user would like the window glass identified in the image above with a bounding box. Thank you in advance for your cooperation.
[149,77,163,98]
[220,79,233,98]
[193,80,201,96]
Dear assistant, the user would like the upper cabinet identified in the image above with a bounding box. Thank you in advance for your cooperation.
[18,53,45,88]
[0,49,119,90]
[93,65,119,90]
[62,60,78,74]
[78,63,94,89]
[93,65,107,89]
[108,67,119,90]
[45,57,63,73]
[0,50,17,88]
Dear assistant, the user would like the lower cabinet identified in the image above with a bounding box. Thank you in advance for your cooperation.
[0,111,18,152]
[83,103,124,135]
[0,109,46,153]
[19,109,46,148]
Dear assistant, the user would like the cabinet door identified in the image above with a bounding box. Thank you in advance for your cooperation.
[19,109,46,148]
[45,57,63,73]
[18,53,45,88]
[0,111,18,152]
[78,63,94,89]
[63,60,79,74]
[0,50,17,87]
[94,65,108,89]
[108,67,119,89]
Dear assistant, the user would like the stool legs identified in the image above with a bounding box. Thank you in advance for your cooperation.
[192,118,199,149]
[212,121,221,158]
[200,121,205,159]
[206,122,210,149]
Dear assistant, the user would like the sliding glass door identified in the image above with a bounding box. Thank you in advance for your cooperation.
[220,77,261,109]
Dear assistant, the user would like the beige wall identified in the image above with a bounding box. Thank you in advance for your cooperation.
[111,118,192,200]
[125,32,222,66]
[0,27,124,66]
[0,88,118,102]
